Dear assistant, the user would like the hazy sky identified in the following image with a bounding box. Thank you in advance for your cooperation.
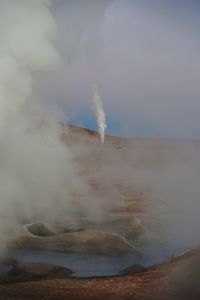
[37,0,200,139]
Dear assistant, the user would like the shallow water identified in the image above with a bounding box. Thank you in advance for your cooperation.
[8,249,141,277]
[3,241,197,278]
[5,221,199,279]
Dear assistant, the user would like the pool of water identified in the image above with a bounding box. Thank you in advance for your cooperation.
[8,249,141,277]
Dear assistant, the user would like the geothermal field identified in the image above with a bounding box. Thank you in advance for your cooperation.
[0,125,200,299]
[0,1,200,300]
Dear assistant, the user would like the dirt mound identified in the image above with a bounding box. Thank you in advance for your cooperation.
[93,218,144,241]
[55,217,144,242]
[12,230,138,256]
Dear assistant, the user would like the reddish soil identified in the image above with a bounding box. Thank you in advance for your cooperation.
[0,248,199,300]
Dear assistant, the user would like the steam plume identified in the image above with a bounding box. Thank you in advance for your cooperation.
[92,85,107,145]
[0,0,87,254]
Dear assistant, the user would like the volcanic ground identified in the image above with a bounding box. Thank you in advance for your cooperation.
[0,124,200,300]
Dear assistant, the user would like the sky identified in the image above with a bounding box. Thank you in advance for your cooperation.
[36,0,200,139]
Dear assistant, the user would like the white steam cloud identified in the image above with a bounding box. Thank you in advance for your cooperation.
[92,85,107,145]
[0,0,90,254]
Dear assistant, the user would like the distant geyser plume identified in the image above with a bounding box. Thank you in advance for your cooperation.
[0,0,91,254]
[92,85,107,145]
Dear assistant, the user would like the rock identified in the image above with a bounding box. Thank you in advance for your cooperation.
[10,262,73,278]
[0,257,18,278]
[0,256,18,267]
[25,222,56,237]
[0,262,73,284]
[12,230,138,256]
[120,264,145,275]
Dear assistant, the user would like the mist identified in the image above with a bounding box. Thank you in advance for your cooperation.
[0,0,200,267]
[0,0,101,254]
[39,0,200,139]
[89,136,200,257]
